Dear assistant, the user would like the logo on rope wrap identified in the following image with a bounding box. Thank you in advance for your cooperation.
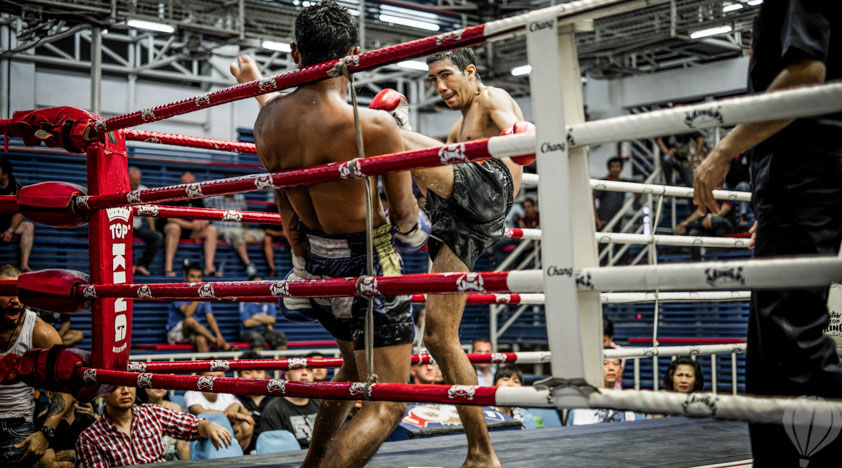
[456,273,484,293]
[435,30,463,45]
[141,108,156,121]
[136,285,153,299]
[490,353,507,364]
[137,373,154,388]
[195,94,211,107]
[684,106,724,128]
[495,294,512,304]
[93,120,107,133]
[704,266,745,286]
[254,175,275,190]
[136,205,159,216]
[357,276,380,296]
[349,382,366,397]
[222,210,242,222]
[197,283,216,298]
[682,393,719,417]
[81,285,97,299]
[126,190,143,204]
[448,385,478,401]
[438,143,467,165]
[75,196,90,210]
[258,77,278,92]
[288,358,307,369]
[127,362,146,372]
[144,136,162,144]
[82,368,97,384]
[197,376,216,391]
[270,281,290,297]
[539,352,551,362]
[209,360,229,371]
[342,55,360,68]
[576,272,594,290]
[338,159,364,179]
[185,184,203,199]
[687,346,701,355]
[267,379,287,394]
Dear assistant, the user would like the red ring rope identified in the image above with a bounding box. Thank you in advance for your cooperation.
[124,129,257,154]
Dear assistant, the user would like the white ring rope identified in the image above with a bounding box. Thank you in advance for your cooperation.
[595,232,750,248]
[589,179,751,201]
[601,291,750,303]
[604,344,746,360]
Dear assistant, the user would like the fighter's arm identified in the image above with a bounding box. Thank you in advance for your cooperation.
[366,112,418,233]
[230,55,280,108]
[480,88,523,133]
[274,190,307,259]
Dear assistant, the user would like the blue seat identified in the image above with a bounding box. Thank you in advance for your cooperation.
[255,430,301,454]
[527,408,563,428]
[190,413,243,460]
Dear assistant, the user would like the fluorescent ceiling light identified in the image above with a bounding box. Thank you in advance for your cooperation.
[689,25,732,39]
[378,14,440,31]
[126,19,175,34]
[262,40,291,52]
[381,4,439,20]
[722,3,744,12]
[511,65,532,77]
[397,60,428,71]
[747,0,762,5]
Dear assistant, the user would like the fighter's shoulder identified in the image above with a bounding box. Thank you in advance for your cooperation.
[32,313,62,347]
[477,86,514,108]
[359,107,400,136]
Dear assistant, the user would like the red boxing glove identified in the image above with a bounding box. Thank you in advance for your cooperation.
[500,121,537,166]
[14,346,111,402]
[369,89,411,131]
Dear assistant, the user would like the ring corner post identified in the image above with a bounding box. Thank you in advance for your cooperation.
[86,128,133,371]
[526,9,602,396]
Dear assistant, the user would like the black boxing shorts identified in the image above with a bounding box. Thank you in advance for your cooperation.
[426,159,514,270]
[302,223,414,350]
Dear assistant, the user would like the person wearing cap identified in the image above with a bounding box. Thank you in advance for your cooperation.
[239,275,287,351]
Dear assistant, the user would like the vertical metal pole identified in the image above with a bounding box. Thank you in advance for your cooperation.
[711,354,717,394]
[0,19,9,119]
[238,0,245,40]
[731,353,738,395]
[358,0,366,51]
[489,304,498,351]
[527,11,601,395]
[91,27,102,114]
[633,358,640,390]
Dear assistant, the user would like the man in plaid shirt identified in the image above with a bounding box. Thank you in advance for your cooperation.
[76,385,231,467]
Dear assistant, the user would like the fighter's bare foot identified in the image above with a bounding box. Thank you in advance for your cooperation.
[461,452,501,468]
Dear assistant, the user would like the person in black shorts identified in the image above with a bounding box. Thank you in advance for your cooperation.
[0,159,34,272]
[160,171,220,277]
[693,2,841,465]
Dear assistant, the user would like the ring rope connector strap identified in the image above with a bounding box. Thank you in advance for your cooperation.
[364,373,379,400]
[327,55,361,79]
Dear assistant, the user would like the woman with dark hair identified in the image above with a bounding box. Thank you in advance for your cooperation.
[663,356,705,393]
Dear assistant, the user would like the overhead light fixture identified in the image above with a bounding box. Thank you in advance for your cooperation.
[126,19,175,34]
[689,25,733,39]
[747,0,762,5]
[722,3,744,12]
[511,65,532,77]
[379,14,440,31]
[262,40,291,53]
[397,60,428,71]
[379,4,440,31]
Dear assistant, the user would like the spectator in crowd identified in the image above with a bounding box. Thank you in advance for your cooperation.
[162,171,220,277]
[239,275,287,351]
[0,264,74,467]
[128,166,163,276]
[593,156,629,231]
[36,392,97,468]
[657,132,703,187]
[76,385,231,466]
[258,366,319,449]
[723,151,752,229]
[0,159,34,272]
[235,351,277,447]
[603,318,625,390]
[472,337,495,386]
[410,362,441,385]
[492,366,530,423]
[185,371,255,451]
[673,197,736,238]
[35,310,83,347]
[166,265,233,352]
[204,191,264,277]
[139,388,191,461]
[663,357,704,394]
[518,197,540,228]
[305,352,330,382]
[567,349,646,425]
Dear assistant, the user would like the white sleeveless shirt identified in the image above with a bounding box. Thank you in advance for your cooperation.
[0,309,37,421]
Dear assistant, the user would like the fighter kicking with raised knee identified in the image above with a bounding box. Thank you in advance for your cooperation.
[231,2,427,466]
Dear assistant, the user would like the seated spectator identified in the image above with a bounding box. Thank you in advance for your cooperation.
[185,371,255,451]
[673,198,736,238]
[76,385,232,466]
[567,349,646,425]
[492,365,534,427]
[663,356,705,394]
[472,337,495,386]
[410,362,441,385]
[36,392,98,468]
[723,151,752,229]
[128,166,163,276]
[0,159,34,272]
[239,275,287,350]
[204,191,264,277]
[305,352,330,382]
[166,264,233,352]
[657,132,703,187]
[235,352,278,453]
[162,171,220,277]
[36,310,83,346]
[603,317,625,390]
[518,197,540,228]
[257,366,319,448]
[140,388,191,461]
[593,156,635,231]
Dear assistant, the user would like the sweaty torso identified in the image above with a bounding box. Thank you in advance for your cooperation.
[254,87,386,235]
